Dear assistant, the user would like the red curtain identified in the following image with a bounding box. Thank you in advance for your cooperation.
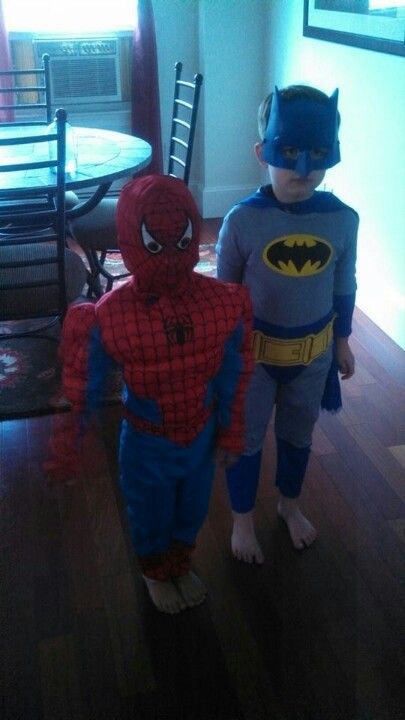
[131,0,163,174]
[0,0,14,122]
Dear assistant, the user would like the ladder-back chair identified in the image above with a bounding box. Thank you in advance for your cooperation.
[167,61,203,185]
[0,108,87,338]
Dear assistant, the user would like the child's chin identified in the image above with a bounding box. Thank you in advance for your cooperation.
[290,182,314,200]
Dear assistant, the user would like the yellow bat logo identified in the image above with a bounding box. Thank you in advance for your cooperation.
[263,234,332,277]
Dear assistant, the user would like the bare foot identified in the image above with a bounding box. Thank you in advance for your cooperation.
[277,497,317,550]
[174,571,207,608]
[231,510,264,564]
[143,576,187,614]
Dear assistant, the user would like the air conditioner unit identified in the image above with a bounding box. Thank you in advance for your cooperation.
[33,37,122,104]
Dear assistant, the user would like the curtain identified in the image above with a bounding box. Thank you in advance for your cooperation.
[0,0,13,122]
[131,0,163,175]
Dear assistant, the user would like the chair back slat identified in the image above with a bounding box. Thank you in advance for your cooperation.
[0,67,46,76]
[0,132,56,147]
[0,88,47,95]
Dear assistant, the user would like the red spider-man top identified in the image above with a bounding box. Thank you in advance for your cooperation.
[46,175,253,480]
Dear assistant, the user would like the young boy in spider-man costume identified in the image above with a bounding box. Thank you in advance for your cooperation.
[46,174,253,614]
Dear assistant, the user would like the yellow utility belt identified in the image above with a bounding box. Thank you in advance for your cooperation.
[252,317,335,366]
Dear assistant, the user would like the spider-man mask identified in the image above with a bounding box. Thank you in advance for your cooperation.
[116,174,201,296]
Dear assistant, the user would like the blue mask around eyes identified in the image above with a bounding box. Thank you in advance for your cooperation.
[262,87,341,176]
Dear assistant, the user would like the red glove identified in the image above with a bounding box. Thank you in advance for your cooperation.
[44,410,84,484]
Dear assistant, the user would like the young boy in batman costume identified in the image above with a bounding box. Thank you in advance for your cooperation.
[216,85,359,562]
[46,174,253,613]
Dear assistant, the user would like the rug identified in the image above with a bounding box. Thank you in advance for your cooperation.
[0,243,218,420]
[0,329,69,419]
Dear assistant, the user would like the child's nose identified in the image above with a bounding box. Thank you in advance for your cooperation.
[294,151,311,177]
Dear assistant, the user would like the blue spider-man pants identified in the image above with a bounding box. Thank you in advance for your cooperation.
[119,415,216,558]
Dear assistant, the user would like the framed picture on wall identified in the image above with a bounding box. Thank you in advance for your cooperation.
[303,0,405,57]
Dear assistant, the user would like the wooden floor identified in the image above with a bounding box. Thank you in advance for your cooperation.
[1,219,405,720]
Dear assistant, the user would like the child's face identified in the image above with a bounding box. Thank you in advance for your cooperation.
[267,164,326,203]
[255,142,325,203]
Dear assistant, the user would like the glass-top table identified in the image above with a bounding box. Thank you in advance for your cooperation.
[0,124,152,217]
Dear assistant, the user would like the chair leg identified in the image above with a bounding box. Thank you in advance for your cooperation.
[84,248,103,298]
[75,243,130,296]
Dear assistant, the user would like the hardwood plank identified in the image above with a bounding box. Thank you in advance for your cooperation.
[345,408,405,447]
[311,422,336,456]
[319,411,404,524]
[73,610,122,718]
[27,439,73,641]
[303,458,405,717]
[352,308,405,384]
[0,418,43,720]
[194,517,287,720]
[338,384,405,432]
[389,517,405,546]
[80,426,136,579]
[100,570,156,698]
[39,635,84,720]
[348,423,405,505]
[317,450,405,634]
[55,480,106,615]
[350,332,405,397]
[150,601,244,720]
[389,444,405,469]
[349,357,377,387]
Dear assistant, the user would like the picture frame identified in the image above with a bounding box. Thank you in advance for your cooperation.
[303,0,405,57]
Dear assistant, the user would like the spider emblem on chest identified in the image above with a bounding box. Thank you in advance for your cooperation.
[163,314,194,346]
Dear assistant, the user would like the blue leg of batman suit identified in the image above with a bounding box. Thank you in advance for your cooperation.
[226,450,263,513]
[226,440,310,512]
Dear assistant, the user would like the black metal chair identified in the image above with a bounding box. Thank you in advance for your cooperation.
[0,53,79,210]
[69,61,203,295]
[0,108,87,338]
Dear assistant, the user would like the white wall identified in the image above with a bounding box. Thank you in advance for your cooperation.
[265,0,405,348]
[197,0,267,216]
[153,0,267,217]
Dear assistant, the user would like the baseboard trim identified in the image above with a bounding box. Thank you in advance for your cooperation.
[77,181,259,220]
[192,183,258,219]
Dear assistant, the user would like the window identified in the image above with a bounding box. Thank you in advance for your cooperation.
[369,1,405,10]
[2,0,137,34]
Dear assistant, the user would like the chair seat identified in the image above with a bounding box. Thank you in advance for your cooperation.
[70,198,118,251]
[65,191,81,210]
[0,244,87,320]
